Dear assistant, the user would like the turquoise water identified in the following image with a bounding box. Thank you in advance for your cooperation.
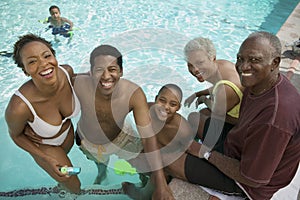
[0,0,298,199]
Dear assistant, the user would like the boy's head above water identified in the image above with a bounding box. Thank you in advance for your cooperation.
[49,5,61,20]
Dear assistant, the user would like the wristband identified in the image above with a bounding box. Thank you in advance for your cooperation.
[203,151,211,160]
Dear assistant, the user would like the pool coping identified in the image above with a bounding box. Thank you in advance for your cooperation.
[277,2,300,92]
[277,3,300,200]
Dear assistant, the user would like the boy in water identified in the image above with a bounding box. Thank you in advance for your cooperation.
[41,5,74,42]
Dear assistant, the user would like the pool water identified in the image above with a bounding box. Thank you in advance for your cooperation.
[0,0,299,199]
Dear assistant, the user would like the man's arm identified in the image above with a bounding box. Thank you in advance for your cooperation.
[188,130,261,188]
[192,143,261,188]
[208,150,262,188]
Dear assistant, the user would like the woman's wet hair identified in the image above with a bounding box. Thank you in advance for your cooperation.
[13,33,55,75]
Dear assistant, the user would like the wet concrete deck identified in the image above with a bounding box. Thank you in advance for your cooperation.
[170,2,300,200]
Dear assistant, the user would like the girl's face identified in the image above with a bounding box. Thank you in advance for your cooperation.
[154,88,181,122]
[20,41,58,85]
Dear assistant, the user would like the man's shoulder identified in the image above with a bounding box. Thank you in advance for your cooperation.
[73,74,92,90]
[119,78,138,85]
[119,78,141,92]
[74,73,90,80]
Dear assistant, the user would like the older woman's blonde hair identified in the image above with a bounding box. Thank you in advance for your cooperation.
[184,37,216,60]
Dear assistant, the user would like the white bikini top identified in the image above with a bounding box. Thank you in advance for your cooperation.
[14,66,81,138]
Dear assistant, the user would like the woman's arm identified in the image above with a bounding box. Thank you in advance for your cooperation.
[178,116,197,149]
[5,96,61,171]
[195,88,211,97]
[61,64,90,86]
[211,84,240,117]
[184,87,212,108]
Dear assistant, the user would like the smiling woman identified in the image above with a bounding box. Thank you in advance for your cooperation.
[5,34,81,194]
[183,37,243,143]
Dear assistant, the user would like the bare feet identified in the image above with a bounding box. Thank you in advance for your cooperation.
[208,195,221,200]
[122,182,146,200]
[122,181,153,200]
[94,173,107,184]
[94,162,107,184]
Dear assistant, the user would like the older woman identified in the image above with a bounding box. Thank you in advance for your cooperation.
[5,34,80,193]
[183,37,243,146]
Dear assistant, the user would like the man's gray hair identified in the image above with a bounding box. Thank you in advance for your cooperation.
[247,31,282,58]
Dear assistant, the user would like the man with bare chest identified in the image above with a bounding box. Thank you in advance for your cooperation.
[73,45,174,200]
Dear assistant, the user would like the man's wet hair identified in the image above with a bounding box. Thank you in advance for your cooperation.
[90,45,123,71]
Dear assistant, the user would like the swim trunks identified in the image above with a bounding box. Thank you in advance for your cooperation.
[51,24,72,37]
[184,117,246,197]
[76,122,143,164]
[202,117,234,152]
[184,153,246,197]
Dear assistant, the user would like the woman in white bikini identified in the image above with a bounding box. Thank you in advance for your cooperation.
[5,34,81,194]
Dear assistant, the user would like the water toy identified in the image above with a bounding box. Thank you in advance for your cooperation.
[113,160,137,175]
[59,166,81,175]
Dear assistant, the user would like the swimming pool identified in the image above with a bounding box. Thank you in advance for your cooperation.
[0,0,299,199]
